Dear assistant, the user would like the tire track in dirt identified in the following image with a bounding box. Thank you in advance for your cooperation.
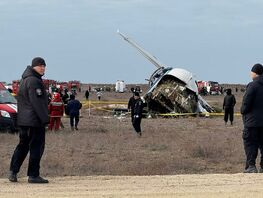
[1,174,263,198]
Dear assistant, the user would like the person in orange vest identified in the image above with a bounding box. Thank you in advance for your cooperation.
[48,92,64,131]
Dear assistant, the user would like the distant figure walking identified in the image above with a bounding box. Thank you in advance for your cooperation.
[223,88,236,125]
[85,90,89,100]
[62,89,70,115]
[97,91,102,101]
[67,94,82,131]
[132,92,144,137]
[241,63,263,173]
[128,91,136,122]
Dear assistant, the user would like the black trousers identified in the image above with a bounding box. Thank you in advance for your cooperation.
[132,117,142,133]
[131,112,134,123]
[10,126,45,177]
[70,114,79,127]
[224,107,234,123]
[243,127,263,168]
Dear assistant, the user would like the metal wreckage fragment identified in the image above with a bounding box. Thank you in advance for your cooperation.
[145,77,198,113]
[118,31,214,115]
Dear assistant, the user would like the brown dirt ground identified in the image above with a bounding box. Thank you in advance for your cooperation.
[1,84,258,197]
[1,174,263,198]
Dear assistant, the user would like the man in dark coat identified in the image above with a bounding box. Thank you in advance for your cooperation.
[241,63,263,173]
[62,88,70,115]
[223,88,236,125]
[85,89,89,100]
[9,57,49,183]
[67,94,82,131]
[132,92,144,137]
[128,90,136,122]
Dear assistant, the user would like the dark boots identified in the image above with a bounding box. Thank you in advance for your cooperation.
[244,165,258,173]
[8,171,17,182]
[28,176,49,183]
[8,171,48,183]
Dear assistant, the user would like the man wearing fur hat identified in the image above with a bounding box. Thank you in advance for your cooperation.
[9,57,49,183]
[241,63,263,173]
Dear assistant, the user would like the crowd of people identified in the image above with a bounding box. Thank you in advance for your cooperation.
[47,88,82,131]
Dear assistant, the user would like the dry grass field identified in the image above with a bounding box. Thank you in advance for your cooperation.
[2,84,261,197]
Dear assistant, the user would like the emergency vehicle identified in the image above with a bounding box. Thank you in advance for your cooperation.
[43,79,56,91]
[0,82,18,132]
[68,80,81,95]
[197,81,220,95]
[208,81,220,95]
[56,81,68,92]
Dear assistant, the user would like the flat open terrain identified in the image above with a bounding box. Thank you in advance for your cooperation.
[1,174,263,198]
[1,84,256,197]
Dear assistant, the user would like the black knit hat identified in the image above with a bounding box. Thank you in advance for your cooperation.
[134,92,140,97]
[251,63,263,75]
[70,94,75,100]
[31,57,46,67]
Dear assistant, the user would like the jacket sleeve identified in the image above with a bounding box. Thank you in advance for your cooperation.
[128,98,131,109]
[232,95,236,107]
[48,103,52,114]
[27,78,49,125]
[137,100,144,116]
[241,83,254,115]
[62,104,64,115]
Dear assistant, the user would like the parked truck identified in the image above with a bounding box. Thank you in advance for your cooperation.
[197,81,221,95]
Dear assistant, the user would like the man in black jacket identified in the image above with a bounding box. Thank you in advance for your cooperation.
[223,88,236,125]
[241,63,263,173]
[9,57,49,183]
[85,89,89,100]
[67,94,82,131]
[128,89,136,122]
[132,92,144,137]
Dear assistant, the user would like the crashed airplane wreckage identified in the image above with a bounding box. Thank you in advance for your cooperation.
[118,31,214,114]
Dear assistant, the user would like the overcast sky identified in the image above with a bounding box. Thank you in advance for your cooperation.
[1,0,263,84]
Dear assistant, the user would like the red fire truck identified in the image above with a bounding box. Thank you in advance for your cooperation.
[56,81,68,92]
[68,80,81,95]
[42,79,56,91]
[197,81,220,95]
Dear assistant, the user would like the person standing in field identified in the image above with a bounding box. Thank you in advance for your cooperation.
[48,92,64,131]
[132,92,144,137]
[97,91,102,101]
[85,89,89,100]
[67,94,82,131]
[9,57,49,183]
[128,88,136,122]
[241,63,263,173]
[223,88,236,125]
